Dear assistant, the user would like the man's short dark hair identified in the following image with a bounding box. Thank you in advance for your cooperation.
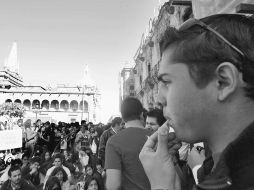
[11,159,22,167]
[160,14,254,99]
[53,153,63,162]
[111,117,122,127]
[147,108,166,126]
[30,156,41,164]
[8,165,21,177]
[121,97,143,122]
[81,120,86,125]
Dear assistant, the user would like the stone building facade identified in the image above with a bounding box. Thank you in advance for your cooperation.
[120,0,192,110]
[0,43,101,124]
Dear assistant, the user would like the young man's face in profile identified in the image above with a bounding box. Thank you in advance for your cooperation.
[157,47,216,143]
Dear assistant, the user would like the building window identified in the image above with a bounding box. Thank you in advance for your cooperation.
[148,64,151,73]
[130,93,135,96]
[129,85,134,90]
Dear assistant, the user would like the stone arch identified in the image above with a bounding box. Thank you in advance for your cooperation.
[60,100,69,110]
[70,100,78,111]
[23,99,31,109]
[5,99,12,103]
[80,100,88,112]
[41,100,49,109]
[51,100,59,110]
[14,99,21,104]
[32,99,40,109]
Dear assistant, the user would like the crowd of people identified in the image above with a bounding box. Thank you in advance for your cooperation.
[0,13,254,190]
[0,118,110,190]
[0,96,206,190]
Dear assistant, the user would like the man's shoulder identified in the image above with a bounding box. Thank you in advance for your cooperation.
[20,179,37,190]
[1,180,10,190]
[116,127,149,137]
[108,127,148,145]
[46,165,55,174]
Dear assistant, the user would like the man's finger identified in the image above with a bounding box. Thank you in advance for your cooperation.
[157,124,169,156]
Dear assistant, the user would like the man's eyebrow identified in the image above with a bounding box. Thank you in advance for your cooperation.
[157,73,169,81]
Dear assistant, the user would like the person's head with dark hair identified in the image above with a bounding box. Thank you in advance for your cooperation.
[53,153,63,167]
[95,159,103,175]
[21,154,28,161]
[43,151,51,161]
[45,176,62,190]
[84,176,100,190]
[157,14,254,143]
[30,156,41,164]
[50,166,68,183]
[8,165,21,177]
[11,159,22,167]
[120,97,144,122]
[145,108,166,133]
[36,119,42,127]
[111,117,124,132]
[29,156,40,174]
[81,120,86,126]
[85,164,94,177]
[8,165,22,188]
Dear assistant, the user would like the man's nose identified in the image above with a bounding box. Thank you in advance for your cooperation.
[157,83,166,107]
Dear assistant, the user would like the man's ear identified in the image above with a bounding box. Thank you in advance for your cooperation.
[215,62,241,101]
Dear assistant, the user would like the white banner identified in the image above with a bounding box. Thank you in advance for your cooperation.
[0,129,22,150]
[192,0,254,19]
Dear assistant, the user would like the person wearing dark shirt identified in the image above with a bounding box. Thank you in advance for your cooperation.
[98,117,123,167]
[1,166,37,190]
[105,97,151,190]
[21,156,42,188]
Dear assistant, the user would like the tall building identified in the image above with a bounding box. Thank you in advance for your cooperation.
[119,64,135,101]
[120,0,191,110]
[0,43,101,123]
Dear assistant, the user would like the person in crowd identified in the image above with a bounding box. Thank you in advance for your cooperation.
[48,123,58,153]
[139,14,254,190]
[37,123,50,150]
[105,97,150,190]
[98,117,123,166]
[87,122,93,131]
[50,167,70,190]
[95,159,104,178]
[75,123,91,152]
[0,159,22,185]
[21,156,43,188]
[84,177,101,190]
[88,126,99,169]
[44,176,62,190]
[40,151,53,176]
[75,164,93,190]
[34,119,42,132]
[24,119,38,157]
[1,165,37,190]
[21,154,29,171]
[145,108,166,133]
[44,153,71,187]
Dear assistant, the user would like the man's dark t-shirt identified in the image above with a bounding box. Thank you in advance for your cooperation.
[105,127,151,190]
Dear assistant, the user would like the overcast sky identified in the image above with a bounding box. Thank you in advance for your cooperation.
[0,0,165,122]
